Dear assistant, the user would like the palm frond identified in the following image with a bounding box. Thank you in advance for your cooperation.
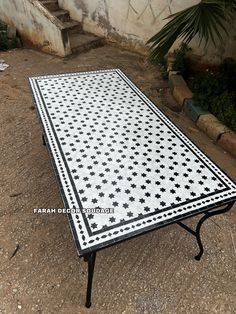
[147,0,233,63]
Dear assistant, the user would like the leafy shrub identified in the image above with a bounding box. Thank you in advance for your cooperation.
[219,58,236,93]
[0,21,17,51]
[171,43,190,78]
[192,59,236,131]
[0,21,8,50]
[147,1,235,64]
[211,92,236,131]
[159,43,190,81]
[0,30,8,50]
[192,71,226,110]
[0,21,6,31]
[158,55,169,80]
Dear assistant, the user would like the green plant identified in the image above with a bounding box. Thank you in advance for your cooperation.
[219,58,236,92]
[212,91,236,131]
[147,0,236,63]
[171,43,190,77]
[158,55,167,67]
[192,71,226,110]
[0,21,8,50]
[0,30,8,50]
[0,21,18,51]
[156,55,169,80]
[192,59,236,131]
[0,21,6,31]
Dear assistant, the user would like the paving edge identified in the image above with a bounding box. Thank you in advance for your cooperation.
[166,59,236,158]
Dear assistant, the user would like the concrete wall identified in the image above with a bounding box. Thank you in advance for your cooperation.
[0,0,67,56]
[58,0,236,64]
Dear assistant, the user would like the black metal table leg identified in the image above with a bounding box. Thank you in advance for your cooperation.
[42,134,46,146]
[177,201,234,261]
[194,202,234,260]
[194,214,209,260]
[84,252,96,308]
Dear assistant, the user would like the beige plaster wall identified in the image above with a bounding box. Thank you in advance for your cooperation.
[58,0,236,64]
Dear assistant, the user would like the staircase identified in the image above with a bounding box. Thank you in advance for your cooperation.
[38,0,104,55]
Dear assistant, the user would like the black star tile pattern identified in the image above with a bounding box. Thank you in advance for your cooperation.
[29,69,236,256]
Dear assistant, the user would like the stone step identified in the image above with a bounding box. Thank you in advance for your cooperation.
[69,33,105,54]
[62,20,82,33]
[53,9,70,22]
[39,0,59,12]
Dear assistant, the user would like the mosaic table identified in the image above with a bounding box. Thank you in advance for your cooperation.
[29,69,236,307]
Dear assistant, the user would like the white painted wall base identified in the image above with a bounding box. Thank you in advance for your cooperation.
[0,0,68,56]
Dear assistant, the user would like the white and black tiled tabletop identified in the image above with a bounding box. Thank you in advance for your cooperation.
[29,69,236,256]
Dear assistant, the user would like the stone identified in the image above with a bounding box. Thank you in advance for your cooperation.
[168,70,179,79]
[218,132,236,157]
[0,62,9,72]
[184,99,209,122]
[166,54,175,64]
[187,127,199,133]
[173,85,193,106]
[196,114,230,141]
[168,74,186,92]
[167,62,173,72]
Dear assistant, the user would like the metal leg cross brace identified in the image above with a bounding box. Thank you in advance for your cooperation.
[177,202,234,260]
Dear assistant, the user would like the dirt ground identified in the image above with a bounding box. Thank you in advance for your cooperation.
[0,46,236,314]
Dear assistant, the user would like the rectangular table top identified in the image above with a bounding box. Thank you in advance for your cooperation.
[29,69,236,256]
